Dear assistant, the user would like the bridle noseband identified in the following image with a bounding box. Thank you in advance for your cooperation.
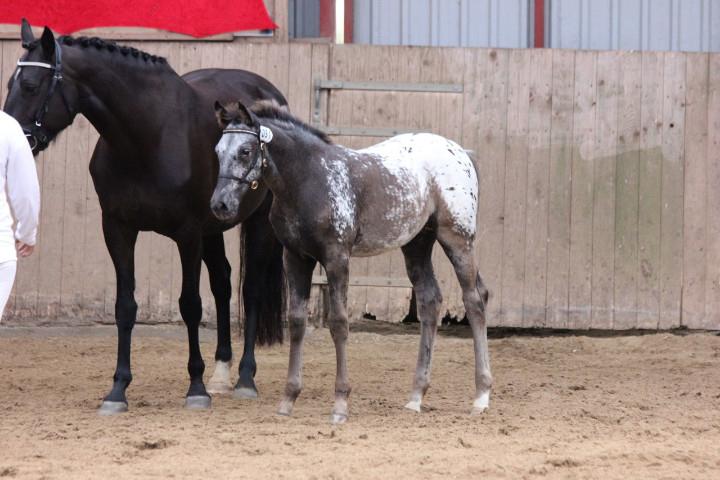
[217,126,273,190]
[15,39,75,152]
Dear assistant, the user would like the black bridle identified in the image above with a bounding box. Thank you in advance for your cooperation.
[15,39,75,152]
[217,127,270,190]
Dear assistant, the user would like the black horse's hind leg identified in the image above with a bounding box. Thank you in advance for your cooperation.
[235,200,284,399]
[99,215,139,415]
[177,235,211,409]
[202,233,234,394]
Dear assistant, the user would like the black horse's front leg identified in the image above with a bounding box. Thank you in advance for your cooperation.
[235,201,284,399]
[202,233,234,394]
[177,235,211,409]
[99,215,139,415]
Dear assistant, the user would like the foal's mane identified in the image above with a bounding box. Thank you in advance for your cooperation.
[249,100,332,145]
[26,35,167,65]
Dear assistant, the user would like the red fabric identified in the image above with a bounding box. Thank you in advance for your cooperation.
[1,0,277,38]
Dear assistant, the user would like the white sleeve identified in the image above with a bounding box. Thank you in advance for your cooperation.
[6,125,40,246]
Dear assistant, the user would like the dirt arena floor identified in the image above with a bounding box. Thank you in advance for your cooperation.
[0,321,718,479]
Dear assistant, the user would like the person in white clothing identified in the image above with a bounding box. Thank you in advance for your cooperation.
[0,111,40,321]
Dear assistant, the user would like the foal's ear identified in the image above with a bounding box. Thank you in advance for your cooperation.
[20,18,34,48]
[214,100,230,127]
[40,26,56,57]
[235,101,255,126]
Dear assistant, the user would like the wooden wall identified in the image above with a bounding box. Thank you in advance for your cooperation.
[1,39,718,330]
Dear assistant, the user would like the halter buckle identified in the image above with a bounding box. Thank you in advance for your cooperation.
[250,180,259,190]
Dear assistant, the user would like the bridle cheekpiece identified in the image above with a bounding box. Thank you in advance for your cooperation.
[15,39,75,152]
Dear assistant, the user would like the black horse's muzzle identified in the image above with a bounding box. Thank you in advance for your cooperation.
[22,124,52,155]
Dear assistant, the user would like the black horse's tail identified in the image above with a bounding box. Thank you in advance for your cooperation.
[239,218,285,345]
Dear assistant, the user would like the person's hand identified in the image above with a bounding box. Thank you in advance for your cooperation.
[15,241,34,258]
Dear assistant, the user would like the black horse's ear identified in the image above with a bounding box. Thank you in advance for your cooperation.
[21,18,34,48]
[235,101,255,126]
[40,26,56,57]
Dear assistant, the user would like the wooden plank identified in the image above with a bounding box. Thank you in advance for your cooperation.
[590,51,620,329]
[636,51,664,330]
[545,49,575,329]
[500,49,531,327]
[681,53,710,329]
[59,115,91,319]
[82,129,108,321]
[461,49,509,325]
[522,48,553,327]
[613,52,642,329]
[568,51,597,330]
[659,52,686,329]
[704,53,720,330]
[286,43,313,118]
[35,133,68,319]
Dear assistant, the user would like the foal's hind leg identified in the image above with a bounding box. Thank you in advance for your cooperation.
[323,254,352,424]
[401,228,443,413]
[277,249,316,416]
[202,234,234,394]
[437,229,492,414]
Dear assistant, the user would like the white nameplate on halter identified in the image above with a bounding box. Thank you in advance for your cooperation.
[259,126,273,144]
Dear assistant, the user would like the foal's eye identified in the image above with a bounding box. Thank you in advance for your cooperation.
[240,148,251,156]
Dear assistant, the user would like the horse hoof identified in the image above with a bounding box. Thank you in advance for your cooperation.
[233,387,259,400]
[404,400,422,413]
[207,382,234,395]
[98,401,128,416]
[185,395,212,410]
[330,413,348,425]
[277,399,294,417]
[471,406,488,416]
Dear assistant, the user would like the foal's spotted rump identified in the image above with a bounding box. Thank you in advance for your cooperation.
[322,134,478,257]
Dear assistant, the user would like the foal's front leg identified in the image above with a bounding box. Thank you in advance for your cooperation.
[324,255,351,424]
[277,249,316,416]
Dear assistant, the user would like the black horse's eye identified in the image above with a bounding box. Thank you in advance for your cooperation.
[20,82,39,95]
[240,148,251,156]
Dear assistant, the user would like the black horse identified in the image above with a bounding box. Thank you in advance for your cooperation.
[3,21,286,414]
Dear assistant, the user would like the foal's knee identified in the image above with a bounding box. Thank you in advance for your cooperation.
[327,314,349,342]
[287,314,306,343]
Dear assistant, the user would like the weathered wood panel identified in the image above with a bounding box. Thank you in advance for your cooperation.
[1,39,719,330]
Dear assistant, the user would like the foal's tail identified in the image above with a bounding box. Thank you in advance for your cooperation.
[240,221,286,345]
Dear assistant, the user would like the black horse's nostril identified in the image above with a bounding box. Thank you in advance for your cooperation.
[217,201,229,212]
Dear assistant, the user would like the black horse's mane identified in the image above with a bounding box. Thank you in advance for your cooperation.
[250,100,332,145]
[27,35,166,65]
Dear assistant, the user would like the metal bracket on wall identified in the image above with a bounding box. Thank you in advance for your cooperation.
[312,79,463,137]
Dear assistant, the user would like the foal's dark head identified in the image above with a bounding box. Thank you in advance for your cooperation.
[210,100,331,220]
[4,20,80,154]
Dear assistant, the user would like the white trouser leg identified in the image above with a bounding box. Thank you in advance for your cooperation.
[0,260,17,321]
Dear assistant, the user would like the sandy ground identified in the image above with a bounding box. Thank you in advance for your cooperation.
[0,321,718,479]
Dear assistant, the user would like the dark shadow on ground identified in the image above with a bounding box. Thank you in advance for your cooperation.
[349,318,715,339]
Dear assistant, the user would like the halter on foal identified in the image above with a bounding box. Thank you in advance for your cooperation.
[211,101,492,423]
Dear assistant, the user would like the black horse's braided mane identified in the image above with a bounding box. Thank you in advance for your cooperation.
[26,35,167,64]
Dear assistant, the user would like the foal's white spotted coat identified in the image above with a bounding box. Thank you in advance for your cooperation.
[323,133,478,256]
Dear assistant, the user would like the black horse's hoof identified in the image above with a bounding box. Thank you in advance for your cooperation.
[185,395,212,410]
[98,400,129,416]
[233,386,259,399]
